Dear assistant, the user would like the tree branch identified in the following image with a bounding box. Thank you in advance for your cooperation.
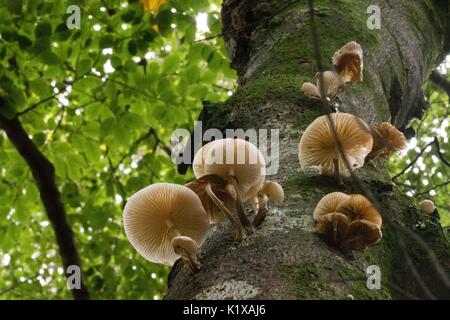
[15,94,59,117]
[0,115,90,300]
[430,70,450,97]
[434,137,450,167]
[415,180,450,197]
[392,140,435,180]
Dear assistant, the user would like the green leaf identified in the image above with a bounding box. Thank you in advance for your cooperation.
[32,133,46,147]
[99,35,115,48]
[54,23,71,42]
[67,163,81,181]
[162,54,181,74]
[121,10,135,23]
[128,40,138,56]
[15,200,29,224]
[30,79,52,97]
[17,35,32,50]
[84,141,101,162]
[114,122,130,146]
[35,22,52,38]
[76,59,92,76]
[73,77,102,92]
[100,117,116,138]
[39,50,59,65]
[1,29,18,42]
[6,0,22,15]
[122,112,145,129]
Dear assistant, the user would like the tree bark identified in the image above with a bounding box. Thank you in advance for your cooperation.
[166,0,450,299]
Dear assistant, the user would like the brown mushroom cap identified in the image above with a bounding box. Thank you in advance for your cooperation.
[344,219,382,250]
[315,212,351,242]
[316,71,345,100]
[335,194,382,227]
[313,192,350,222]
[420,200,435,214]
[367,122,407,159]
[123,183,209,266]
[332,41,364,84]
[298,113,373,177]
[194,138,266,201]
[335,195,382,250]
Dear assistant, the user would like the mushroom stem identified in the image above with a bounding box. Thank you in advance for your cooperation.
[173,246,201,272]
[253,194,269,227]
[205,183,245,241]
[333,158,344,185]
[228,176,255,234]
[171,235,202,272]
[332,218,339,243]
[253,207,268,228]
[250,196,259,215]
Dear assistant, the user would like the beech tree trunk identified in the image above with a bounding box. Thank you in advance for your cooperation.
[166,0,450,299]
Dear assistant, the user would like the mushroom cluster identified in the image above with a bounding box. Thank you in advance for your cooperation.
[123,138,284,271]
[301,41,364,102]
[188,138,284,240]
[298,113,373,182]
[313,192,382,250]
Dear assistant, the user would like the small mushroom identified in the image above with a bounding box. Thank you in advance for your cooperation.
[313,192,351,243]
[301,82,321,99]
[193,138,266,237]
[367,122,407,159]
[298,113,373,183]
[332,41,364,84]
[420,200,435,214]
[335,194,382,250]
[316,71,345,102]
[251,180,284,227]
[123,183,209,271]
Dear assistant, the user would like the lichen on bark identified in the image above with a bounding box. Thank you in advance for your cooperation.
[166,0,450,300]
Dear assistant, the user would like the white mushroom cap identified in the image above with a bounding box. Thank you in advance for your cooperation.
[301,82,321,99]
[193,140,216,178]
[123,183,209,266]
[260,181,284,204]
[194,138,266,201]
[420,200,435,214]
[298,113,373,177]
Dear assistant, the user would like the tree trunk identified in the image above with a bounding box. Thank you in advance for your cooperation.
[166,0,450,299]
